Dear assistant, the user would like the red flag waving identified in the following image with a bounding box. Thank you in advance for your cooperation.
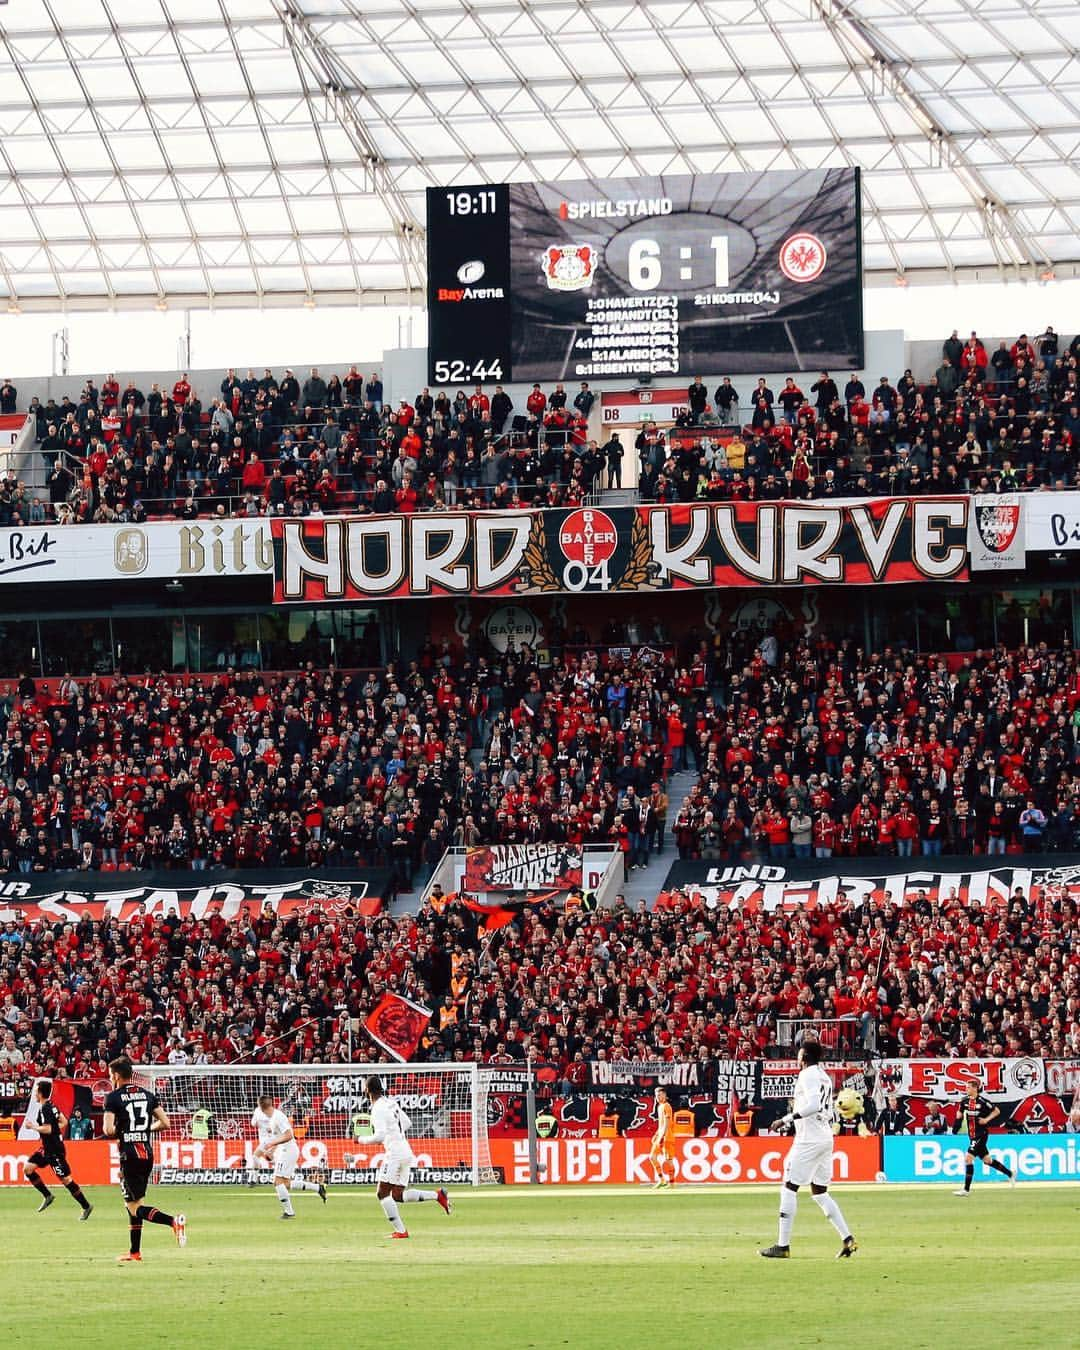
[363,993,433,1063]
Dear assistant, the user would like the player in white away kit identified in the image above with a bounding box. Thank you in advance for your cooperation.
[366,1074,452,1239]
[760,1041,857,1260]
[250,1095,327,1219]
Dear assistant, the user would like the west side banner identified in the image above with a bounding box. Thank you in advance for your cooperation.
[659,854,1080,912]
[464,844,583,892]
[0,868,392,925]
[271,497,970,603]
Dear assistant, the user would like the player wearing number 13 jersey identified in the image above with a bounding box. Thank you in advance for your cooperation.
[103,1055,186,1263]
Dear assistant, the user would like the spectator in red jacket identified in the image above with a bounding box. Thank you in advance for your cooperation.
[889,801,920,857]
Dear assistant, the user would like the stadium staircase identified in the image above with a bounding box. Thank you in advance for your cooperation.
[625,769,696,906]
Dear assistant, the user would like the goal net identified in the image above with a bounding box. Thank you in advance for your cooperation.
[132,1063,501,1187]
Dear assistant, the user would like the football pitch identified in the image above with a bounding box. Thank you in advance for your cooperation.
[0,1185,1076,1349]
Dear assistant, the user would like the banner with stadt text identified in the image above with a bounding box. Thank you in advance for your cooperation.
[272,498,971,603]
[0,868,392,926]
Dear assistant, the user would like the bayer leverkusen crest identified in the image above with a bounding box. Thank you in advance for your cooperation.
[542,244,595,291]
[975,500,1020,553]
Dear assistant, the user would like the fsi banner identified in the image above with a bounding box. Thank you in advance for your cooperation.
[464,844,582,892]
[876,1058,1046,1102]
[884,1135,1080,1184]
[272,498,970,603]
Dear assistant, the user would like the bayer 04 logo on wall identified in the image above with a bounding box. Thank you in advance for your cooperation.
[517,507,657,594]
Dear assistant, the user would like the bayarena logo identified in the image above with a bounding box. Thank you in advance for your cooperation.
[559,508,618,567]
[437,262,505,302]
[779,232,827,283]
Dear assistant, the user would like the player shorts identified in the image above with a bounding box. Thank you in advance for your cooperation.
[119,1155,154,1203]
[376,1148,415,1188]
[272,1141,301,1180]
[27,1148,71,1180]
[783,1138,834,1188]
[967,1136,990,1160]
[650,1140,671,1161]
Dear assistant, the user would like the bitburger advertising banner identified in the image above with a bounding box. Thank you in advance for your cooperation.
[659,854,1080,913]
[0,519,272,586]
[0,868,392,926]
[272,497,970,604]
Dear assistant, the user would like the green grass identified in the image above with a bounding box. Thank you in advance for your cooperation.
[0,1185,1077,1349]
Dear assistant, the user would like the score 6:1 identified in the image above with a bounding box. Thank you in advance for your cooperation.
[628,236,729,290]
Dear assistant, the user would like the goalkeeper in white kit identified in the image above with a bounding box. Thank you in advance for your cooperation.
[366,1075,452,1239]
[250,1095,327,1218]
[760,1041,857,1260]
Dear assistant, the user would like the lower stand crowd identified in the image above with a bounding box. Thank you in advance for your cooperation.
[0,616,1077,1075]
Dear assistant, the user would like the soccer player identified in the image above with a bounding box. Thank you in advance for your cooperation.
[251,1095,327,1218]
[760,1041,857,1260]
[952,1081,1014,1195]
[366,1074,451,1239]
[102,1055,186,1263]
[22,1081,93,1220]
[650,1086,674,1189]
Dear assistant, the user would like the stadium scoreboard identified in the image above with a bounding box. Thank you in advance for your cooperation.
[426,169,862,385]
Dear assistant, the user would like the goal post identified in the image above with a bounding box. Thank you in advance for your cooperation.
[132,1062,501,1186]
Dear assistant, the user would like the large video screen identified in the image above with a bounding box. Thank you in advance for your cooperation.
[426,169,862,385]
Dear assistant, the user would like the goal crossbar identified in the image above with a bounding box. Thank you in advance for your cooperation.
[132,1062,501,1186]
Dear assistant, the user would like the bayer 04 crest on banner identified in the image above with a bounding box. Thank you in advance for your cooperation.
[426,169,862,383]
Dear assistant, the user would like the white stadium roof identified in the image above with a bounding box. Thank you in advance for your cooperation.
[0,0,1078,310]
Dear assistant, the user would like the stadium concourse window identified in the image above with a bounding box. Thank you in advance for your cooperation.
[113,614,183,674]
[910,593,988,652]
[0,620,39,679]
[257,608,381,669]
[38,617,111,676]
[186,612,262,672]
[994,588,1073,647]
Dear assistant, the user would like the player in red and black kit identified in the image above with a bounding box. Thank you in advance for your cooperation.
[22,1080,93,1219]
[953,1080,1014,1195]
[102,1056,187,1263]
